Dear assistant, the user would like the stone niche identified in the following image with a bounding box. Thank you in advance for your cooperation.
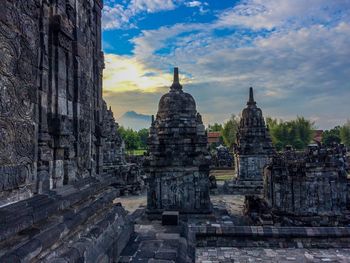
[263,144,349,226]
[145,68,211,214]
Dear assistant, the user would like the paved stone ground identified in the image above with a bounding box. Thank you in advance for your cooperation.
[196,247,350,263]
[114,192,147,213]
[118,215,189,263]
[115,193,350,263]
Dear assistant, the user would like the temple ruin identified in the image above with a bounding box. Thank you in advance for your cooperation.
[1,1,350,262]
[261,144,349,226]
[145,68,211,214]
[0,1,138,261]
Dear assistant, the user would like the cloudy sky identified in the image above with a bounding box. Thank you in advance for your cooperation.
[102,0,350,130]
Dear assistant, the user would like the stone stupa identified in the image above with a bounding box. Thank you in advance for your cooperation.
[224,87,275,195]
[145,68,211,214]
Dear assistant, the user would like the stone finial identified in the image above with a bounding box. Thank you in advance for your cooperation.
[174,67,179,83]
[170,67,182,91]
[247,87,256,106]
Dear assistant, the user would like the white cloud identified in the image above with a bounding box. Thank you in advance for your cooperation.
[102,4,134,30]
[185,1,202,8]
[130,0,177,13]
[103,53,192,93]
[216,0,350,30]
[185,1,209,14]
[102,0,181,30]
[103,0,350,129]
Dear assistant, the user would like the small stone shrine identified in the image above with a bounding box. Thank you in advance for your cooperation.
[224,88,275,195]
[145,68,211,214]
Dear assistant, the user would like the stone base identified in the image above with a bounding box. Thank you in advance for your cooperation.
[187,224,350,261]
[243,196,350,227]
[223,179,263,195]
[0,175,133,262]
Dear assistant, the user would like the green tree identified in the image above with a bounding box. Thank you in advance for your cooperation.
[118,126,140,152]
[293,116,315,149]
[340,121,350,147]
[322,126,341,146]
[208,123,223,132]
[138,128,149,149]
[266,116,314,151]
[222,114,239,149]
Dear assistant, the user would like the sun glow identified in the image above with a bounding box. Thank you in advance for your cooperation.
[103,54,174,93]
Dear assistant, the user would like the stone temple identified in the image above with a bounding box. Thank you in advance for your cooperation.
[224,87,275,195]
[0,1,140,261]
[1,1,350,263]
[145,68,211,214]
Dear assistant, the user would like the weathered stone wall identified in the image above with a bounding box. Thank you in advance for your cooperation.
[264,145,348,225]
[237,156,270,180]
[0,0,104,206]
[0,1,136,261]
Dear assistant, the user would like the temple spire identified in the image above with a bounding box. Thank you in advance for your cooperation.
[173,67,179,84]
[170,67,182,91]
[247,87,256,106]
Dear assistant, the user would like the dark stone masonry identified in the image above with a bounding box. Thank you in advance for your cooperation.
[262,144,349,226]
[1,1,350,263]
[144,68,211,214]
[0,0,105,205]
[0,1,138,261]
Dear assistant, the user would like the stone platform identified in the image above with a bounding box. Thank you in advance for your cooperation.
[196,247,350,262]
[0,176,133,262]
[118,208,191,263]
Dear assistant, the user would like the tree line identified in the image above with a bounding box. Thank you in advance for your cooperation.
[118,117,350,154]
[208,116,350,151]
[321,121,350,147]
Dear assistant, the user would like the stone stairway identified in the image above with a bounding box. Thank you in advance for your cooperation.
[119,209,190,263]
[0,176,133,263]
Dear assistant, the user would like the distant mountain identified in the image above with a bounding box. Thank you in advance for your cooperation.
[119,111,152,131]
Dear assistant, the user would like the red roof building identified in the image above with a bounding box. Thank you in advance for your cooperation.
[313,130,323,143]
[208,132,222,145]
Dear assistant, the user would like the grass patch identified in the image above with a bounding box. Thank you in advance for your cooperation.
[215,174,235,181]
[210,169,235,181]
[127,149,147,156]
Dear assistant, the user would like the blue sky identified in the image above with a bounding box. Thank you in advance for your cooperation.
[102,0,350,130]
